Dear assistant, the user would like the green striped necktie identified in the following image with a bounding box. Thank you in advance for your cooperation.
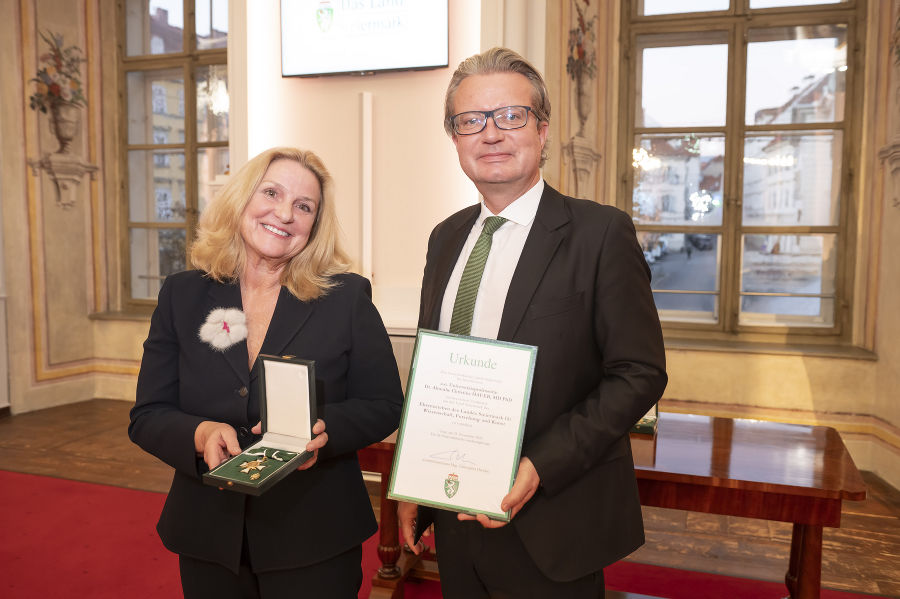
[449,216,508,335]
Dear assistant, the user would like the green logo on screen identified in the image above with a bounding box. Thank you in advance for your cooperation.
[316,2,333,32]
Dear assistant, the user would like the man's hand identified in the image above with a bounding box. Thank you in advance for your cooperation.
[457,456,540,528]
[251,419,328,471]
[194,421,241,470]
[398,501,429,555]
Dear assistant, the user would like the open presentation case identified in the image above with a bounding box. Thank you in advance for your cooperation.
[202,355,317,495]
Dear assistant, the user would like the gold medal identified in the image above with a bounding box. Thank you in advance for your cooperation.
[234,448,299,482]
[240,456,268,474]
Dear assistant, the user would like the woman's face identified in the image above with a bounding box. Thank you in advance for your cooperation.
[239,159,320,269]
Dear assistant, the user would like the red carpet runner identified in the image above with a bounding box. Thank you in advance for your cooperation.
[0,471,886,598]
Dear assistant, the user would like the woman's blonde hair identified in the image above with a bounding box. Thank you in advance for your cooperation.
[190,147,351,300]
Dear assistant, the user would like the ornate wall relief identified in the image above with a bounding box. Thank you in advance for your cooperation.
[561,0,601,199]
[879,2,900,209]
[26,30,97,209]
[8,0,129,396]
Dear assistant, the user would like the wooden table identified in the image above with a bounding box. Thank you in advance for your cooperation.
[358,413,866,599]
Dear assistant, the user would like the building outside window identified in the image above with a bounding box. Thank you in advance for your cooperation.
[621,0,863,344]
[122,0,229,305]
[151,83,167,114]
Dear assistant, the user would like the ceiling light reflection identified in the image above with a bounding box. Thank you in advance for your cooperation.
[633,147,662,170]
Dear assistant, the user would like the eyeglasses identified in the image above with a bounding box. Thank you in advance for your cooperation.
[450,105,534,135]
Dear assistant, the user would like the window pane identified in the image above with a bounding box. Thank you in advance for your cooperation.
[198,147,230,213]
[746,25,847,125]
[196,0,228,50]
[636,33,728,127]
[633,135,724,226]
[197,65,229,142]
[641,0,729,16]
[742,131,841,227]
[751,0,843,8]
[129,150,186,223]
[739,234,836,326]
[741,295,835,325]
[125,0,184,56]
[130,228,186,299]
[128,70,185,145]
[639,232,720,323]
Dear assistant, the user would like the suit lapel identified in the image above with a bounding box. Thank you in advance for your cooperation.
[208,282,315,386]
[206,279,250,384]
[422,207,479,329]
[259,287,316,358]
[497,186,570,341]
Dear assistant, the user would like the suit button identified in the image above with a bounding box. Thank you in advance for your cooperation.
[237,386,248,397]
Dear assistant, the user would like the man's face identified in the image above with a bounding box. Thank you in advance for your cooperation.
[451,72,548,199]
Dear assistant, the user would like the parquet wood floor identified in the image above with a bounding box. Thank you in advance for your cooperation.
[1,399,897,597]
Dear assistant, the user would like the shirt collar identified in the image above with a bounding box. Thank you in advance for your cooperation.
[477,179,544,227]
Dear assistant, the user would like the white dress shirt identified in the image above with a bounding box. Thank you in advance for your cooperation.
[438,180,544,340]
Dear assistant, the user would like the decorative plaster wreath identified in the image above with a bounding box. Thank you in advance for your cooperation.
[199,308,247,351]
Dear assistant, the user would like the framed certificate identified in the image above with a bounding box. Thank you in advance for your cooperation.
[387,329,537,521]
[203,354,317,496]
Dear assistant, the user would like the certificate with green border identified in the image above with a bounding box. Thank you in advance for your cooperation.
[387,329,537,521]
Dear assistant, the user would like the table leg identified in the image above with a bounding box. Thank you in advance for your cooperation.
[784,523,823,599]
[362,445,430,599]
[376,474,402,579]
[785,524,801,597]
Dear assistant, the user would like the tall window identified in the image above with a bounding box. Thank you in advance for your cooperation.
[122,0,229,305]
[621,0,863,343]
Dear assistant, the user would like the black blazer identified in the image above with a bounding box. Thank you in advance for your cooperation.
[417,184,667,581]
[129,270,403,574]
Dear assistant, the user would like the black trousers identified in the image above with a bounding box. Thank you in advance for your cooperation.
[178,540,362,599]
[432,510,605,599]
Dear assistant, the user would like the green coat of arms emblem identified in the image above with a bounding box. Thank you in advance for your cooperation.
[444,473,459,498]
[316,2,333,32]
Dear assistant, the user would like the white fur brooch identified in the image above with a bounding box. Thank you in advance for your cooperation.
[199,308,248,351]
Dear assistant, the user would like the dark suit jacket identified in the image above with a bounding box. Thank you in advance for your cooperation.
[129,270,403,574]
[417,184,667,581]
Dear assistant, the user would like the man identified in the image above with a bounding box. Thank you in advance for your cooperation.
[398,47,667,598]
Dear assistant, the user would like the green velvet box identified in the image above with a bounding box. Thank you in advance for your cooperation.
[631,403,658,436]
[203,355,317,496]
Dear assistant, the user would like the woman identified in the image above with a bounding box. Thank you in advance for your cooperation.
[129,147,403,598]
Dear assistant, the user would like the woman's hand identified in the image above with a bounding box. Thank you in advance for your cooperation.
[194,421,241,470]
[297,419,327,470]
[251,418,327,471]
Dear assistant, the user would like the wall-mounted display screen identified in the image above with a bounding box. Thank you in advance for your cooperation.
[281,0,449,77]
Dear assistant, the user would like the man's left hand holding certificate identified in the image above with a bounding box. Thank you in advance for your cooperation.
[388,329,537,523]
